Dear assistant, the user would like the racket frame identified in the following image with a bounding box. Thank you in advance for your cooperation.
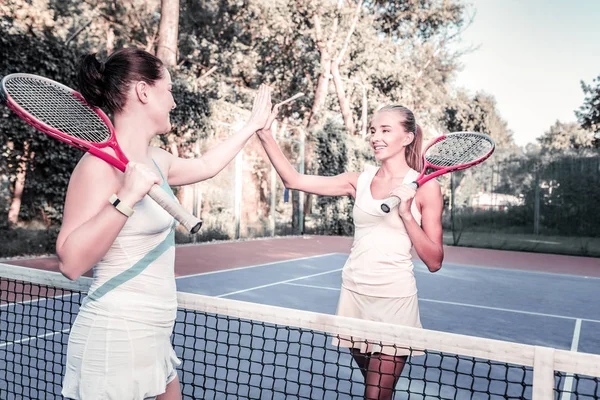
[1,73,203,233]
[380,131,495,213]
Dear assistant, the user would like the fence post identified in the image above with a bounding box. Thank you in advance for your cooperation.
[270,123,277,237]
[192,140,201,243]
[450,173,457,246]
[234,151,243,239]
[534,163,540,235]
[298,129,305,235]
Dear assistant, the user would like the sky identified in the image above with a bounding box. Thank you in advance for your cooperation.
[453,0,600,147]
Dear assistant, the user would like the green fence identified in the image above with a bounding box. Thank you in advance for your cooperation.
[444,149,600,257]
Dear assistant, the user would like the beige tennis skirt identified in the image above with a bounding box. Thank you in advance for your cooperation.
[331,286,423,356]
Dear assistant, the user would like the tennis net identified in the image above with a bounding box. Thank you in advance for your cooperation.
[1,263,599,399]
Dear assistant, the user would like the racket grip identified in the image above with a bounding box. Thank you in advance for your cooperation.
[380,182,419,213]
[380,197,400,213]
[148,185,203,234]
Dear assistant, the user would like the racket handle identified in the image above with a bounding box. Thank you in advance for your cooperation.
[380,182,419,213]
[380,197,400,213]
[148,185,203,234]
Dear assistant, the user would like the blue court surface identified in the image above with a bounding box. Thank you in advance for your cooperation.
[1,253,599,399]
[176,252,600,354]
[171,253,600,399]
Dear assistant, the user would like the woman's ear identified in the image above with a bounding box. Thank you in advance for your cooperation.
[134,81,149,104]
[404,132,415,147]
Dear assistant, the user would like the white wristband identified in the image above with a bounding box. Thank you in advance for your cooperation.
[109,194,134,217]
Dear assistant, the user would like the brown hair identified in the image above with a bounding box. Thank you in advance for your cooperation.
[77,48,164,113]
[378,104,423,171]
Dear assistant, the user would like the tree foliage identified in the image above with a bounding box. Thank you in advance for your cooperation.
[537,120,598,150]
[442,90,515,149]
[0,25,82,226]
[576,75,600,146]
[1,0,534,254]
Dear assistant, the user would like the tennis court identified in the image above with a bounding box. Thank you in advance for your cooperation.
[1,236,599,399]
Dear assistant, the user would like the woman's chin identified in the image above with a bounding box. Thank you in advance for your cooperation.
[374,151,387,161]
[158,122,173,134]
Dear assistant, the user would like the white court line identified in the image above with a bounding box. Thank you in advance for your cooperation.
[0,255,344,349]
[1,293,78,348]
[560,319,583,400]
[522,239,561,245]
[0,328,70,349]
[177,253,342,280]
[0,292,77,309]
[415,261,600,280]
[419,299,600,324]
[216,268,343,298]
[283,283,600,323]
[285,282,340,291]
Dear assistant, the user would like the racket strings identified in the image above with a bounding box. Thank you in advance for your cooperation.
[5,77,110,143]
[425,134,493,167]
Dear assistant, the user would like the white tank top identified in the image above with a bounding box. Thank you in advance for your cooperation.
[82,161,178,327]
[341,165,422,298]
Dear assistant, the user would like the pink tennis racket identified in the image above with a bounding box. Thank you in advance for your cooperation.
[1,73,203,233]
[381,132,495,213]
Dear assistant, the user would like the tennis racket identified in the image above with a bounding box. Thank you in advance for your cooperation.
[381,131,495,213]
[0,73,203,233]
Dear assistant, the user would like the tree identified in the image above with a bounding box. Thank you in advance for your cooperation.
[440,90,519,211]
[156,0,180,66]
[0,0,474,239]
[537,120,597,150]
[576,75,600,146]
[0,26,82,227]
[442,90,515,149]
[174,0,468,231]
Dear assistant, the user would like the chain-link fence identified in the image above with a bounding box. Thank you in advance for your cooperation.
[444,149,600,257]
[174,123,304,244]
[179,145,599,258]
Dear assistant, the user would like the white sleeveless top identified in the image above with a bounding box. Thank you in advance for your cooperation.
[82,177,178,326]
[341,165,422,298]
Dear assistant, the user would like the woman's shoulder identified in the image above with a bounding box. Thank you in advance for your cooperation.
[362,163,379,175]
[415,177,442,206]
[65,154,121,200]
[148,146,173,170]
[72,153,119,181]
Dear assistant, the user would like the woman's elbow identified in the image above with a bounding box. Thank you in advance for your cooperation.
[426,249,444,273]
[58,261,81,281]
[56,250,82,281]
[427,263,442,273]
[282,174,302,190]
[283,181,298,190]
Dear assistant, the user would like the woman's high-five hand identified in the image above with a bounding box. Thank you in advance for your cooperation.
[248,84,273,131]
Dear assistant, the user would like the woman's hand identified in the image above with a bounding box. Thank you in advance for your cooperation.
[117,162,161,206]
[257,103,282,140]
[389,184,417,220]
[248,84,273,131]
[257,92,303,139]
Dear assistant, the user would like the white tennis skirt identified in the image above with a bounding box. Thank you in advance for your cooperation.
[61,307,180,400]
[332,286,423,356]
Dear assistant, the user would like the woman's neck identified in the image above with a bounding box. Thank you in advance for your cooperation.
[113,112,154,162]
[379,155,410,179]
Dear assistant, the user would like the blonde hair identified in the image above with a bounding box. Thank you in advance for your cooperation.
[377,105,423,171]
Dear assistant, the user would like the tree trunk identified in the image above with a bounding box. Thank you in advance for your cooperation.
[306,11,337,130]
[330,0,362,135]
[331,61,355,134]
[156,0,180,66]
[106,23,115,54]
[8,142,33,227]
[157,0,186,207]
